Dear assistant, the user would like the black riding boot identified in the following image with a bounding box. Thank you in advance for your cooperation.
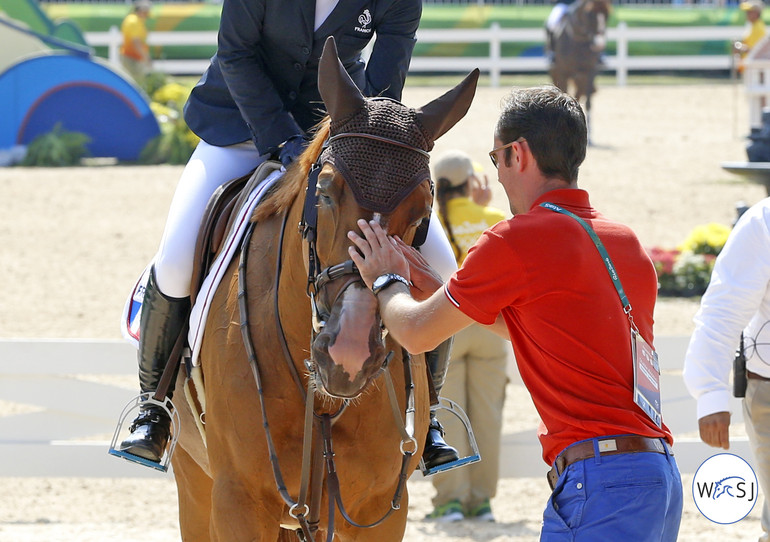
[119,267,190,463]
[422,337,460,470]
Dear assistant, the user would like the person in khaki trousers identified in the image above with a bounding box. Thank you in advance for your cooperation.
[425,151,510,522]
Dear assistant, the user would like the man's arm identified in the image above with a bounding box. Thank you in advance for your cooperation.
[485,314,511,340]
[374,284,476,354]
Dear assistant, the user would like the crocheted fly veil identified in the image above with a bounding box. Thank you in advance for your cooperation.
[317,37,479,213]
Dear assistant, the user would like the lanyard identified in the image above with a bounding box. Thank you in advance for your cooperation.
[539,201,636,329]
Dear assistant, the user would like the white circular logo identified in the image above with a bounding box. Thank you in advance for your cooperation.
[692,453,758,524]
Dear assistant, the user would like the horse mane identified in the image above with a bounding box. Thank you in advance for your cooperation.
[252,119,332,223]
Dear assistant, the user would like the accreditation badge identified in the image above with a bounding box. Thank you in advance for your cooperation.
[631,328,662,427]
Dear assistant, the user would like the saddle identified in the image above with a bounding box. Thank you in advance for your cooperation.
[181,160,283,447]
[190,160,283,306]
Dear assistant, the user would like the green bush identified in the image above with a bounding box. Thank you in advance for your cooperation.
[20,123,91,167]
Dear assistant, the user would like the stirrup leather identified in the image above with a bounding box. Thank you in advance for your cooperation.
[108,393,180,472]
[419,397,481,476]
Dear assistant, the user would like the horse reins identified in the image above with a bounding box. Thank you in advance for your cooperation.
[237,157,419,541]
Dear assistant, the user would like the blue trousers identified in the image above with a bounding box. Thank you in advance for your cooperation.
[541,440,683,541]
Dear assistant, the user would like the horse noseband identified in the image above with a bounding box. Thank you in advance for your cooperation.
[309,259,361,334]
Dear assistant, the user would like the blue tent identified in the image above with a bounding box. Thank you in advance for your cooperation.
[0,52,160,161]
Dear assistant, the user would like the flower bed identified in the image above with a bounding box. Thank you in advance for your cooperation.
[647,222,731,297]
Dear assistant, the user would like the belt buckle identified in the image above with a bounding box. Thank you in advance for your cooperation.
[597,439,618,453]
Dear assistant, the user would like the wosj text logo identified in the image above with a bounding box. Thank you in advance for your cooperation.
[693,453,758,524]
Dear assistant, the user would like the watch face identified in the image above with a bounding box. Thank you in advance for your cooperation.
[374,275,390,289]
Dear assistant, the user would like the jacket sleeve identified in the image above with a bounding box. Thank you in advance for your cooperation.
[683,204,770,419]
[216,0,302,155]
[365,0,421,100]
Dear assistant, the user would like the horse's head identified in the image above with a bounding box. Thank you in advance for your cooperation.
[305,37,478,399]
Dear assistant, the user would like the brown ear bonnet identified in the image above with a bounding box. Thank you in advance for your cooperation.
[317,37,479,213]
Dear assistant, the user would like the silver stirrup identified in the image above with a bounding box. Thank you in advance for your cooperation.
[108,392,180,472]
[419,396,481,476]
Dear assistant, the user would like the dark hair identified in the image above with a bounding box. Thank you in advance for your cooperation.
[494,85,587,182]
[435,177,468,261]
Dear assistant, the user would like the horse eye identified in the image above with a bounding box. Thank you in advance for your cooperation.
[316,188,332,205]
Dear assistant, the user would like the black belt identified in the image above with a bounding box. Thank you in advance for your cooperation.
[546,435,672,490]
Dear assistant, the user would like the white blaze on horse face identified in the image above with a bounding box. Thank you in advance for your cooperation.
[371,213,393,235]
[372,213,385,230]
[326,285,380,377]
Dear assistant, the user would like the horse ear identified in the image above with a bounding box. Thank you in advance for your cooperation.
[318,36,366,122]
[415,69,480,142]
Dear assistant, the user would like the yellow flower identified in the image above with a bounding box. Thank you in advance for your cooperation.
[152,83,191,108]
[677,222,731,256]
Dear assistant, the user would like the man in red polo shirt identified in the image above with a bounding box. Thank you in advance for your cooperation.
[348,85,682,540]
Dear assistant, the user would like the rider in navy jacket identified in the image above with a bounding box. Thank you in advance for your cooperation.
[119,0,462,475]
[185,0,420,154]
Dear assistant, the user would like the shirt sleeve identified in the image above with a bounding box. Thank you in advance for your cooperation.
[444,223,524,325]
[216,0,303,155]
[364,0,420,100]
[683,203,770,419]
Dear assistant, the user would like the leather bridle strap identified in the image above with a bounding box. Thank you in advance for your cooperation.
[238,220,316,541]
[320,349,416,539]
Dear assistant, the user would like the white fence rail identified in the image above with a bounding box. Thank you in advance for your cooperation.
[85,22,744,86]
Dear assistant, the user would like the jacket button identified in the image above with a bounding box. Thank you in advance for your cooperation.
[301,46,310,55]
[294,62,303,71]
[288,91,297,100]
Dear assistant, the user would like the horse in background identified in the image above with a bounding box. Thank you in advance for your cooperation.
[548,0,611,143]
[169,37,479,541]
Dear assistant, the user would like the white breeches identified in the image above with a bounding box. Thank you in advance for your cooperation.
[153,140,458,298]
[546,4,568,32]
[154,140,266,297]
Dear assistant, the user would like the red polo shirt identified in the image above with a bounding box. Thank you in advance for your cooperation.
[444,189,672,465]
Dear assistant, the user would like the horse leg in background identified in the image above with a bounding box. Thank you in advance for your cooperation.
[573,71,594,146]
[173,444,214,541]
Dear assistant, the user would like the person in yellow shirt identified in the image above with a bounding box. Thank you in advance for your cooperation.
[120,0,151,85]
[734,0,767,73]
[426,150,510,522]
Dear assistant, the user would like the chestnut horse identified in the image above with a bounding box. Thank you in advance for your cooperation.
[549,0,610,143]
[169,39,479,541]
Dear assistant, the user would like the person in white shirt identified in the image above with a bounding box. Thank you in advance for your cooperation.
[683,197,770,542]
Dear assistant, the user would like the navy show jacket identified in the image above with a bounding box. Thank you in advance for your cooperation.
[183,0,421,155]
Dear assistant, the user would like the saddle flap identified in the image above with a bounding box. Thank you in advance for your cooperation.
[190,160,283,305]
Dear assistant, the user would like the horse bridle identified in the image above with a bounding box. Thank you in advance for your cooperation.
[298,159,362,334]
[298,133,432,334]
[237,148,425,542]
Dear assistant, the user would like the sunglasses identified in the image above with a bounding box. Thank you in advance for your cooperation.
[489,137,526,168]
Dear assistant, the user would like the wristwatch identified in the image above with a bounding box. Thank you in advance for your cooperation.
[371,273,410,296]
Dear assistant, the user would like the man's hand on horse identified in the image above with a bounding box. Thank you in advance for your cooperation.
[348,219,410,291]
[391,237,443,301]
